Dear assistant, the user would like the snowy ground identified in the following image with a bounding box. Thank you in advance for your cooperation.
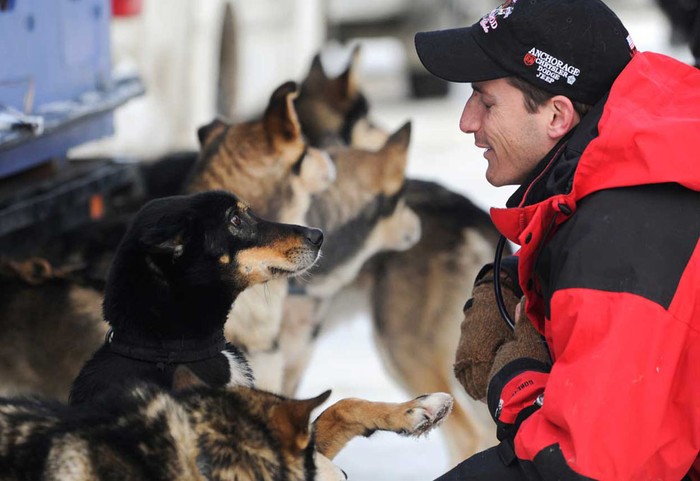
[295,4,688,480]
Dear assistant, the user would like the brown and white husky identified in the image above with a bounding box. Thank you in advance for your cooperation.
[292,47,504,461]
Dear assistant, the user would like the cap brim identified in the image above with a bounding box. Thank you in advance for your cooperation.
[415,27,511,83]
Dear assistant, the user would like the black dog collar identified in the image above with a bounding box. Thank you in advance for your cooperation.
[106,328,227,366]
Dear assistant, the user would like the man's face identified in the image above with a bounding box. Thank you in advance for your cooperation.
[460,78,557,187]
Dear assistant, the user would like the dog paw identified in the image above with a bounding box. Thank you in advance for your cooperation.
[403,392,453,436]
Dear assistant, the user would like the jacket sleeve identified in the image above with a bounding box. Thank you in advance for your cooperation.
[489,288,700,481]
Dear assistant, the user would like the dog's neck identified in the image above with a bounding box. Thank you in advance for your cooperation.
[103,249,240,342]
[306,188,393,278]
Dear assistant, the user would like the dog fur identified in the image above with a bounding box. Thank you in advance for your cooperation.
[0,259,107,399]
[69,190,323,404]
[278,121,421,396]
[292,48,503,460]
[295,47,388,151]
[313,390,454,461]
[0,365,453,480]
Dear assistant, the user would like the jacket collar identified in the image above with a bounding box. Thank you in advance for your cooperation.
[506,93,608,209]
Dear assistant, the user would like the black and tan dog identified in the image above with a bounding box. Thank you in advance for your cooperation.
[292,48,503,460]
[69,190,323,404]
[0,365,453,480]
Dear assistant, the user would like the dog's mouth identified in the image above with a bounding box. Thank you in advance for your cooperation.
[236,246,321,285]
[267,248,321,278]
[268,266,297,276]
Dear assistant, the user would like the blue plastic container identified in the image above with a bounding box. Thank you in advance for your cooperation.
[0,0,141,178]
[0,0,112,111]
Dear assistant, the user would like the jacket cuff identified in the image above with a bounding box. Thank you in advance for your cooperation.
[487,358,550,425]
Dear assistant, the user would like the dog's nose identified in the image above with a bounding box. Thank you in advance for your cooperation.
[305,228,323,247]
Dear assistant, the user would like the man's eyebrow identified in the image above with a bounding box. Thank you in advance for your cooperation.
[472,83,495,100]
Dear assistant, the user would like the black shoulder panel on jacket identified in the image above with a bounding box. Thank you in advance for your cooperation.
[538,183,700,313]
[527,444,597,480]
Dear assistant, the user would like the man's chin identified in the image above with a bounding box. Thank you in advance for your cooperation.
[486,173,520,188]
[485,169,506,187]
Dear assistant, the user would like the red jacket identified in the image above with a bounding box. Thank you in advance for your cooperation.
[487,52,700,480]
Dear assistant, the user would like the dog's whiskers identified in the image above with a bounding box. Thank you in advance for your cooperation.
[263,282,271,304]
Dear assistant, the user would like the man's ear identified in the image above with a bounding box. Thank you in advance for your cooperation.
[546,95,579,140]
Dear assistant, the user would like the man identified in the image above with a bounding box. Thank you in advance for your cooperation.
[414,0,700,480]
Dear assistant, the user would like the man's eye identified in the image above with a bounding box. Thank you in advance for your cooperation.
[231,214,242,227]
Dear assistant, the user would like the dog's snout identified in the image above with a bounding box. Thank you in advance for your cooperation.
[305,228,324,247]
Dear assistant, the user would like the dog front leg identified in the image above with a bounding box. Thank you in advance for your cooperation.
[312,392,453,459]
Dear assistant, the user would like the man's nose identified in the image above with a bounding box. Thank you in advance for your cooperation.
[459,98,480,134]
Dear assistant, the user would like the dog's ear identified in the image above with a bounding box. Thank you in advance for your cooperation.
[272,390,332,453]
[172,366,209,391]
[153,237,186,259]
[335,44,361,100]
[383,120,411,151]
[378,121,411,195]
[304,53,328,87]
[197,117,228,147]
[140,228,188,259]
[264,81,302,143]
[138,206,194,260]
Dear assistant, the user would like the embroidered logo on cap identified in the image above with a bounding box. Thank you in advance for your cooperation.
[524,47,581,86]
[480,0,518,33]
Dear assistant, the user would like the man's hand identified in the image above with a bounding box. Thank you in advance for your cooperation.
[453,268,520,401]
[487,298,551,385]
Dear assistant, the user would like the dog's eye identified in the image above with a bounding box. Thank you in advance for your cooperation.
[230,214,242,227]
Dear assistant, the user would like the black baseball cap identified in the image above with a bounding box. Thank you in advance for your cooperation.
[415,0,637,105]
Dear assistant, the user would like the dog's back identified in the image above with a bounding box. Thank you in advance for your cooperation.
[68,342,251,405]
[0,385,203,481]
[0,369,345,481]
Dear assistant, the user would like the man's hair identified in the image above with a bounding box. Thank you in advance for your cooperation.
[507,76,592,118]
